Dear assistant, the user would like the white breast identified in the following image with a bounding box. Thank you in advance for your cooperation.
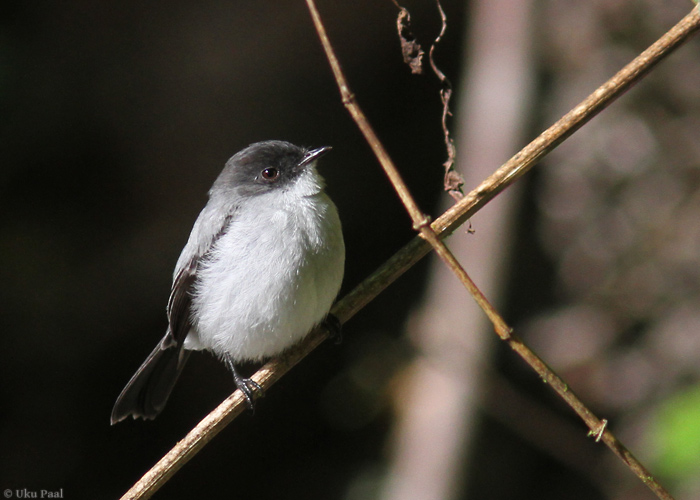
[185,187,344,362]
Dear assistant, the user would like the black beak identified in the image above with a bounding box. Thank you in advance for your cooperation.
[299,146,332,168]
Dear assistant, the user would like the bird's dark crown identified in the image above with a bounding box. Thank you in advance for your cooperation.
[212,140,328,197]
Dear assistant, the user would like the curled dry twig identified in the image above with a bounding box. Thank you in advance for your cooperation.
[392,0,424,74]
[391,0,463,200]
[429,0,462,200]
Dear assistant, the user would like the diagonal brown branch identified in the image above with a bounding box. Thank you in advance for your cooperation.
[306,1,700,499]
[119,5,700,500]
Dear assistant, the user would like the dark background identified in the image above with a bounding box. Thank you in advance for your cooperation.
[3,1,700,500]
[1,1,463,498]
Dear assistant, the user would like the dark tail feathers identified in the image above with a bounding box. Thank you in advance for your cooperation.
[111,338,190,424]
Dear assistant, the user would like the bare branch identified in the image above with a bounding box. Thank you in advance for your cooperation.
[307,1,700,499]
[118,5,700,499]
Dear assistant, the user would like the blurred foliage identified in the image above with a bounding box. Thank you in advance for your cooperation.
[650,384,700,480]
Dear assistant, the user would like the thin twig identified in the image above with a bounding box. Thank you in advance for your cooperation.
[307,1,700,499]
[306,0,490,336]
[119,5,700,499]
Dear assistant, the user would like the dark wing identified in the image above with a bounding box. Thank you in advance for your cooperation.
[165,210,234,346]
[111,205,234,423]
[165,257,198,348]
[111,258,199,423]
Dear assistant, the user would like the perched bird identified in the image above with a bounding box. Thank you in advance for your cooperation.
[111,140,345,424]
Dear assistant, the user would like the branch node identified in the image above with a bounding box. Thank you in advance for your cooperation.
[588,419,608,443]
[412,214,433,232]
[495,324,513,340]
[341,90,356,106]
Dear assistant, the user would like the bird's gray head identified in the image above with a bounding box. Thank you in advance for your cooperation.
[211,140,331,198]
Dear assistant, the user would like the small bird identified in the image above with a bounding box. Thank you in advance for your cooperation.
[111,140,345,424]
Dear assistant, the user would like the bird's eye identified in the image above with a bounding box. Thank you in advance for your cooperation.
[261,167,279,180]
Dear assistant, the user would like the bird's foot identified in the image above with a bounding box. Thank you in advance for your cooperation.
[225,354,265,412]
[235,376,264,411]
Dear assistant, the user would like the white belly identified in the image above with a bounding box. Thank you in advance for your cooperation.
[184,192,344,361]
